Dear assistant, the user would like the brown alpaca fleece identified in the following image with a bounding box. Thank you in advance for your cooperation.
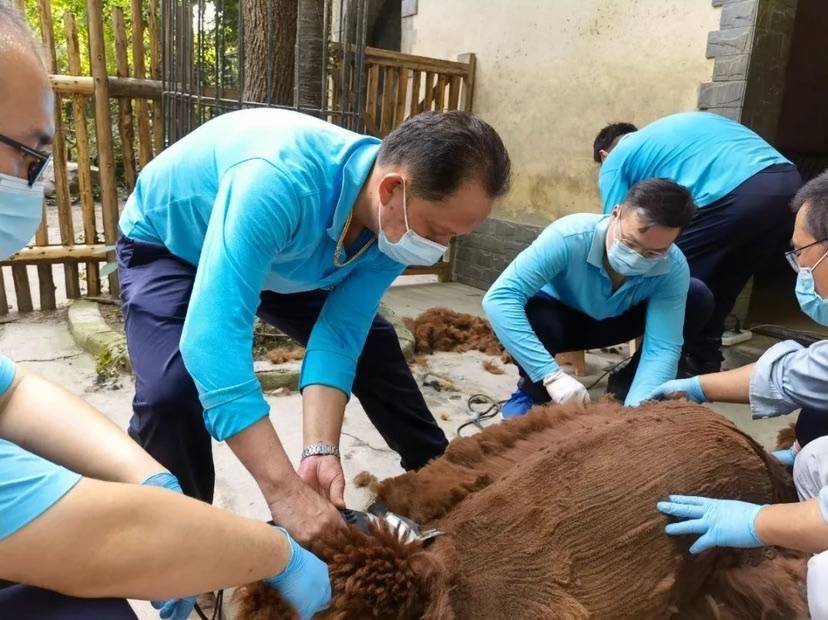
[236,400,807,619]
[234,520,453,620]
[776,422,797,449]
[404,307,507,358]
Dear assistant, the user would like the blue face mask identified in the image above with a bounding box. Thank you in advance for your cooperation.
[606,217,666,276]
[377,180,448,266]
[795,248,828,325]
[0,173,44,259]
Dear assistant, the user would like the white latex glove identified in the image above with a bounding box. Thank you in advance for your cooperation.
[543,370,590,405]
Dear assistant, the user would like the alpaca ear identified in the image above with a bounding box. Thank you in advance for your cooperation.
[408,550,455,620]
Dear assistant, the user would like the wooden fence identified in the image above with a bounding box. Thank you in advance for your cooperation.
[3,1,474,313]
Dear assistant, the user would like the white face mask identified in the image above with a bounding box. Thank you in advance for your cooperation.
[0,173,44,259]
[377,179,448,266]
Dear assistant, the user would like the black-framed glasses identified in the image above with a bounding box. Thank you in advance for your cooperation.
[785,238,828,272]
[0,134,52,187]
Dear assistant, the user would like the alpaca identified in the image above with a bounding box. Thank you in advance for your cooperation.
[236,400,808,619]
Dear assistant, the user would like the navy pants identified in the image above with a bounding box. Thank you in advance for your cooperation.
[676,163,802,370]
[117,236,448,502]
[0,583,136,619]
[515,278,714,403]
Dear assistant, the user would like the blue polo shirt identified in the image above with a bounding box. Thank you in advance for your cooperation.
[482,213,689,406]
[120,108,404,441]
[599,112,790,212]
[0,356,82,540]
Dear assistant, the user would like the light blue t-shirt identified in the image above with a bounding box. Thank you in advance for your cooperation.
[120,109,405,441]
[0,355,82,540]
[599,112,791,212]
[482,213,689,406]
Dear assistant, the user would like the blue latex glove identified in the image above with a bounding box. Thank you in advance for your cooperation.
[263,527,331,620]
[657,495,765,554]
[647,376,707,404]
[142,472,196,619]
[771,448,797,468]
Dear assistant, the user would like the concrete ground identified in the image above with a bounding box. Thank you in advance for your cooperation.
[1,280,796,618]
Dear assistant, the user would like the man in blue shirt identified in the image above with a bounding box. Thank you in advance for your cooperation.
[118,107,511,543]
[594,112,802,376]
[483,179,711,416]
[650,171,828,619]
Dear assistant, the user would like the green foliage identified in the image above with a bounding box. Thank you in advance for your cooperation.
[24,0,147,76]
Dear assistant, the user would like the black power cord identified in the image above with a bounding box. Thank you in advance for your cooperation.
[457,393,504,436]
[194,589,224,620]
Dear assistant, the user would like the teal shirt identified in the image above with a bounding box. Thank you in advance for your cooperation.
[600,112,790,212]
[0,355,82,540]
[482,214,689,406]
[120,109,404,441]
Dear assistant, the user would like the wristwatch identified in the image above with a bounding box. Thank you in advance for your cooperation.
[300,442,341,461]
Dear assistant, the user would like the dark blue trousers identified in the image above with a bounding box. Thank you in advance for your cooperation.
[676,163,802,370]
[116,236,448,502]
[0,583,136,619]
[515,278,714,403]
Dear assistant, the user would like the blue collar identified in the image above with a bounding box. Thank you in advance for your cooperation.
[326,143,380,241]
[588,215,673,277]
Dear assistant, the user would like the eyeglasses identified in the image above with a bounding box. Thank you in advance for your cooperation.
[785,238,828,272]
[615,214,669,260]
[0,133,53,187]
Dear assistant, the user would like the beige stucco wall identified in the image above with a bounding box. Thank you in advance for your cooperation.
[402,0,720,224]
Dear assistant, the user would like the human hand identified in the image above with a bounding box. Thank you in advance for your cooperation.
[264,527,332,620]
[543,371,590,406]
[297,454,346,509]
[268,474,346,547]
[647,376,707,404]
[657,495,765,554]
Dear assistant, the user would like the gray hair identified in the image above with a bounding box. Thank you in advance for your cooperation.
[0,3,44,62]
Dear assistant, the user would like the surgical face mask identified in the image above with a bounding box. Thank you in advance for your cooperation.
[0,173,44,259]
[606,217,666,276]
[795,247,828,325]
[377,180,448,266]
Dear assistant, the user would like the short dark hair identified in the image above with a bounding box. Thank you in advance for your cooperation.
[593,122,638,163]
[792,170,828,242]
[622,178,697,229]
[378,111,511,201]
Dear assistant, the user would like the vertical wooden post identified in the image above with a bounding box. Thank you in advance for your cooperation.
[11,266,33,313]
[394,66,407,128]
[457,52,476,113]
[381,66,395,136]
[148,0,164,154]
[112,7,137,191]
[87,0,120,295]
[447,75,461,111]
[435,74,447,112]
[65,12,101,297]
[0,268,9,316]
[423,71,434,110]
[132,0,153,167]
[409,70,421,118]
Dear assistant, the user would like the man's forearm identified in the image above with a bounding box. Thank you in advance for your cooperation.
[699,363,755,403]
[755,498,828,554]
[0,369,162,484]
[0,478,290,599]
[302,384,347,447]
[226,416,303,501]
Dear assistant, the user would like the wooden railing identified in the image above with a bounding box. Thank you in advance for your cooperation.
[1,0,162,315]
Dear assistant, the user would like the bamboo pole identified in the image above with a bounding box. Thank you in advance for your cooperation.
[148,0,164,154]
[1,244,111,265]
[87,0,120,295]
[50,74,162,99]
[112,7,137,191]
[132,0,153,167]
[65,12,101,297]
